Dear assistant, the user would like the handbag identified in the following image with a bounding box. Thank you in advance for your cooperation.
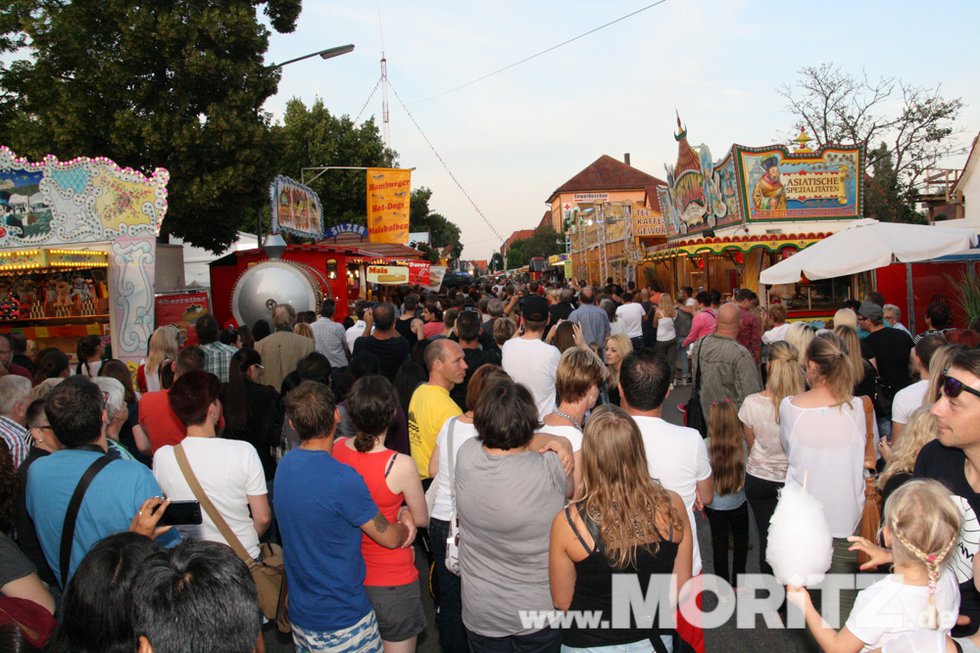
[856,396,882,569]
[173,444,291,633]
[684,337,709,437]
[445,417,462,576]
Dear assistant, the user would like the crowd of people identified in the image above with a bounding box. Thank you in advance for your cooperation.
[2,275,980,653]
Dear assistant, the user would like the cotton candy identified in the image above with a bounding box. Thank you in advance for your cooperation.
[766,482,833,587]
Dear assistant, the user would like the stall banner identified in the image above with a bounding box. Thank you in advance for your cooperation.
[736,144,863,222]
[325,222,367,238]
[427,265,447,292]
[270,176,323,239]
[154,290,210,347]
[366,265,409,285]
[658,135,743,239]
[407,260,431,286]
[366,168,411,244]
[633,204,667,238]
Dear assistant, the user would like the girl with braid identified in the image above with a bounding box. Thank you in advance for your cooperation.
[791,479,961,652]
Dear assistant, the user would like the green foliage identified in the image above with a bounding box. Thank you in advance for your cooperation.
[952,273,980,327]
[273,98,397,227]
[409,187,462,261]
[505,226,563,269]
[0,0,301,253]
[864,144,926,224]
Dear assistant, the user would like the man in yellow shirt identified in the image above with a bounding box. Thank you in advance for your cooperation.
[408,339,467,480]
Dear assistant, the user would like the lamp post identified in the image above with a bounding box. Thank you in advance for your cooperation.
[267,44,355,70]
[260,44,355,249]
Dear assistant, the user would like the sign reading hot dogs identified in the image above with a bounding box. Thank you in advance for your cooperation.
[366,265,409,285]
[366,168,412,244]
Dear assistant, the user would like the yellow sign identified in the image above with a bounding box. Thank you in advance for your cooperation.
[366,168,411,244]
[782,168,849,205]
[366,265,409,285]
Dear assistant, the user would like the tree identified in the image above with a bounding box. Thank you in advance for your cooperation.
[0,0,301,253]
[505,226,563,269]
[777,63,962,215]
[409,187,463,261]
[273,98,397,227]
[864,144,925,224]
[490,252,504,273]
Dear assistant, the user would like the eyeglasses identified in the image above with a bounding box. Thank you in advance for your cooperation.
[940,372,980,400]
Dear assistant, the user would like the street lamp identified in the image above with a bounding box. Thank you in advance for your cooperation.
[268,44,355,69]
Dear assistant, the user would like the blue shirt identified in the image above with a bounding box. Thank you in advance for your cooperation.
[25,448,178,587]
[274,447,378,632]
[568,303,611,348]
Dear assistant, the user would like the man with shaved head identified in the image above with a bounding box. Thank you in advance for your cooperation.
[408,338,467,481]
[351,302,410,383]
[691,302,762,426]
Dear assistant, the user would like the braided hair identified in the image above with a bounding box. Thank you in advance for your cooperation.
[885,479,961,630]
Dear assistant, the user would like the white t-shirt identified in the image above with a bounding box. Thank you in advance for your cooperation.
[430,417,479,522]
[738,393,787,482]
[761,322,791,345]
[538,423,583,452]
[345,320,367,350]
[153,437,267,559]
[501,337,561,420]
[656,315,676,342]
[779,396,872,538]
[891,379,929,426]
[632,415,712,575]
[846,569,959,652]
[615,303,645,339]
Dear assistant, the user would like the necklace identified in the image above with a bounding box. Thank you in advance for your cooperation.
[553,407,583,432]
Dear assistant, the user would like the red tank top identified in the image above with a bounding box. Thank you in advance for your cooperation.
[333,439,418,586]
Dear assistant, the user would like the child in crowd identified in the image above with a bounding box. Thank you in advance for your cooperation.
[792,479,961,652]
[703,400,749,593]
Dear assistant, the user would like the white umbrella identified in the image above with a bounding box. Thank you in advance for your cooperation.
[759,218,978,285]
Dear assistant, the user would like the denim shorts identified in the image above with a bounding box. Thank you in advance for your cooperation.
[291,610,383,653]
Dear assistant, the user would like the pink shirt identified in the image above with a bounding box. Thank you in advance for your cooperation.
[682,308,717,348]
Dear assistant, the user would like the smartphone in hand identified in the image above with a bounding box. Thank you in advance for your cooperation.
[160,500,203,526]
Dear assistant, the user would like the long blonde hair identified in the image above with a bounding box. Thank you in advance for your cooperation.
[885,479,961,630]
[604,333,633,389]
[707,401,745,495]
[146,326,178,376]
[805,333,854,407]
[766,341,805,422]
[925,345,962,407]
[657,293,676,319]
[833,325,865,389]
[878,408,938,490]
[579,405,683,569]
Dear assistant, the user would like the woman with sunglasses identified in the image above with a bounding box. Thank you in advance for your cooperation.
[779,332,870,648]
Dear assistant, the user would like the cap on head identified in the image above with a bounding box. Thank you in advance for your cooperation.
[859,301,883,322]
[521,295,549,322]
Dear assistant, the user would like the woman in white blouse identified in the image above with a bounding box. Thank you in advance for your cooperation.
[779,332,871,646]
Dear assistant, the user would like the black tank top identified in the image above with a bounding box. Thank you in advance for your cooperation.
[563,506,679,648]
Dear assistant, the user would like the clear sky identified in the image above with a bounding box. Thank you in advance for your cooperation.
[263,0,980,262]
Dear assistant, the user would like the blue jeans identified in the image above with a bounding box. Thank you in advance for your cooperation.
[429,517,468,653]
[467,626,562,653]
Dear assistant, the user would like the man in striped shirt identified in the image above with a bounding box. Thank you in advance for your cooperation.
[0,374,32,467]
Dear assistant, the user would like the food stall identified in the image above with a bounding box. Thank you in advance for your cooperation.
[648,123,865,320]
[0,146,168,368]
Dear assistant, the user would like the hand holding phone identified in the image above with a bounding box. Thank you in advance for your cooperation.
[160,500,203,526]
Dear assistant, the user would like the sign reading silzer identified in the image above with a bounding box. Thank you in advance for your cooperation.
[366,168,412,244]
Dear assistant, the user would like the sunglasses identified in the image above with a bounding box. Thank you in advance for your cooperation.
[940,372,980,400]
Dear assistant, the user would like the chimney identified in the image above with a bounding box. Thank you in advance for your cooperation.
[624,153,631,166]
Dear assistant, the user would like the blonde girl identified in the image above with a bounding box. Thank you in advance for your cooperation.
[704,400,749,590]
[878,408,938,505]
[785,322,815,371]
[924,345,963,407]
[795,479,961,652]
[739,340,805,576]
[138,325,178,393]
[550,405,692,651]
[602,333,633,407]
[651,293,677,384]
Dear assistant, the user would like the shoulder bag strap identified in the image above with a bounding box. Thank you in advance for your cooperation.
[60,455,113,586]
[693,337,706,392]
[173,444,253,565]
[446,417,459,508]
[860,396,876,470]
